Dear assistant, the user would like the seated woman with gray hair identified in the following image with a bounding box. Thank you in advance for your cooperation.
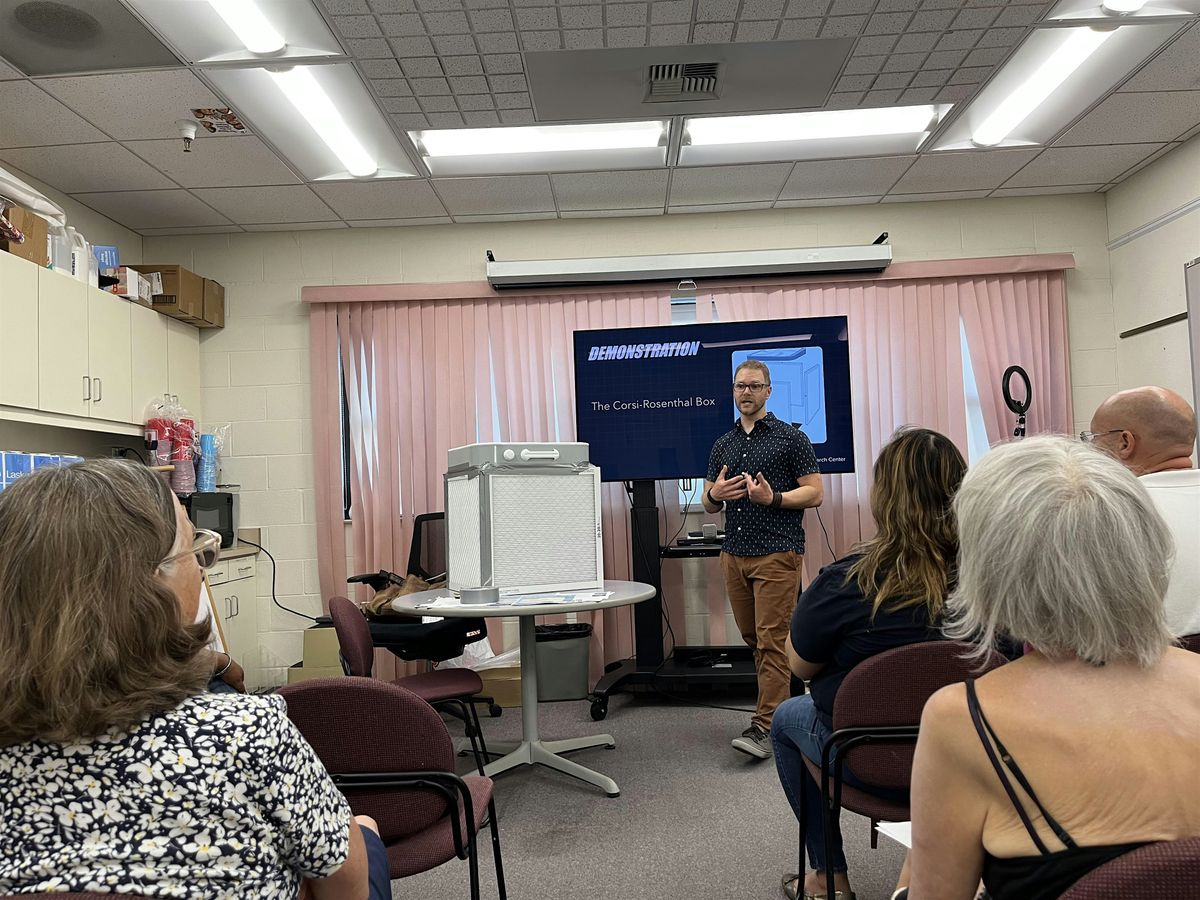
[0,459,389,899]
[902,436,1200,900]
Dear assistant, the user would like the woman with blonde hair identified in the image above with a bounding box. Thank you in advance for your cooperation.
[903,436,1200,900]
[0,459,388,899]
[773,427,968,900]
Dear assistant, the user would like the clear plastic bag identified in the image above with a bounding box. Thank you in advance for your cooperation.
[440,641,519,670]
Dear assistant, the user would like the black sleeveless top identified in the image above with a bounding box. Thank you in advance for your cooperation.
[966,680,1147,900]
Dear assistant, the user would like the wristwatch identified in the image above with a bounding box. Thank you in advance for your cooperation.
[706,488,723,508]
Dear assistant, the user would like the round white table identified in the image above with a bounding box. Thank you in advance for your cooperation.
[392,580,655,797]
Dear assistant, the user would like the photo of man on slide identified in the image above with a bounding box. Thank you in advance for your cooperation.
[703,359,823,760]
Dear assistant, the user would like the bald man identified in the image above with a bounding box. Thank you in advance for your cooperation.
[1087,386,1199,635]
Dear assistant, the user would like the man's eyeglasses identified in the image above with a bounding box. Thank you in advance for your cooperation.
[733,382,769,394]
[1079,429,1123,444]
[161,529,222,571]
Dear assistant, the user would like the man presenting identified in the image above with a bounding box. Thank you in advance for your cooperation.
[704,360,823,759]
[1087,386,1199,635]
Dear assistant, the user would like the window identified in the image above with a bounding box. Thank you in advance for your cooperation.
[960,319,990,465]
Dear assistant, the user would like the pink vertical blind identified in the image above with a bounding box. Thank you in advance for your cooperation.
[311,290,672,682]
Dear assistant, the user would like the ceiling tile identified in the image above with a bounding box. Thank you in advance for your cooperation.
[1055,92,1200,146]
[333,15,385,37]
[454,211,557,222]
[241,222,348,231]
[668,201,776,214]
[669,164,793,205]
[1120,24,1200,93]
[361,59,404,78]
[605,27,646,48]
[551,169,668,210]
[434,175,555,214]
[990,185,1102,198]
[313,180,448,219]
[71,190,232,229]
[881,189,991,203]
[559,208,663,218]
[775,195,882,207]
[126,136,300,188]
[698,0,738,19]
[391,36,438,55]
[347,217,453,226]
[891,149,1041,193]
[443,55,485,75]
[36,70,225,141]
[0,56,22,80]
[322,0,372,11]
[0,142,174,193]
[191,187,340,225]
[779,156,915,199]
[138,225,247,235]
[0,82,108,148]
[1004,144,1166,189]
[608,4,649,26]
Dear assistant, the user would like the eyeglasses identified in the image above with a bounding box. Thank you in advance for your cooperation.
[1079,429,1123,444]
[733,382,769,394]
[161,529,222,571]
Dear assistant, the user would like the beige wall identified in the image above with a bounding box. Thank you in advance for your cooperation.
[144,192,1115,684]
[1105,134,1200,410]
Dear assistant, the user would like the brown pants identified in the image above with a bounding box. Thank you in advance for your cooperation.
[721,550,803,731]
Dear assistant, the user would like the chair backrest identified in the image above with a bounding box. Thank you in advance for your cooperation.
[832,639,1006,789]
[1179,633,1200,654]
[328,596,375,677]
[408,512,446,581]
[1060,837,1200,899]
[280,677,457,840]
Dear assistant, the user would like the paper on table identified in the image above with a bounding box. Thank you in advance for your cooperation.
[875,821,912,848]
[413,591,615,610]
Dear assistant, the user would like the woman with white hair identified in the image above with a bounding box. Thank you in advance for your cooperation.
[901,436,1200,900]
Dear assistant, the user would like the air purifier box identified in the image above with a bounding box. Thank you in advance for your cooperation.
[445,442,602,595]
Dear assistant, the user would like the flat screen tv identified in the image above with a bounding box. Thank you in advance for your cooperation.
[573,315,854,482]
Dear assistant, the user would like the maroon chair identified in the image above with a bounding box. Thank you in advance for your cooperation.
[1179,633,1200,654]
[1059,836,1200,899]
[280,678,506,900]
[800,640,1007,900]
[329,595,492,772]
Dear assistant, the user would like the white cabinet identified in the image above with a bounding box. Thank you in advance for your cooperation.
[209,556,260,691]
[0,250,39,410]
[130,303,168,424]
[166,318,202,419]
[0,252,201,431]
[37,267,90,418]
[87,289,132,423]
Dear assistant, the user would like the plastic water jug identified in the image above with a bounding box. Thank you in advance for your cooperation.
[67,227,89,282]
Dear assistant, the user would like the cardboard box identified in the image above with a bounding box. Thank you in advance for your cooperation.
[476,665,522,708]
[135,263,205,324]
[303,625,343,668]
[103,266,152,307]
[0,206,49,267]
[201,277,225,329]
[287,665,345,685]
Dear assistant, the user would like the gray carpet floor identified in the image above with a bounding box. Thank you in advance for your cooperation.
[397,689,907,900]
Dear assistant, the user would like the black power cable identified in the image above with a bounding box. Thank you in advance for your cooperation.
[235,537,317,622]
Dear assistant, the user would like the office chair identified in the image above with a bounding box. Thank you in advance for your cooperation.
[798,641,1006,900]
[1060,836,1200,899]
[280,678,507,900]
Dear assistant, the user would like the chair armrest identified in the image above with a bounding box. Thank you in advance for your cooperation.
[332,770,477,859]
[819,726,921,799]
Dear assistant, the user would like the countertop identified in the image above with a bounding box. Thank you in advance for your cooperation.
[218,543,259,561]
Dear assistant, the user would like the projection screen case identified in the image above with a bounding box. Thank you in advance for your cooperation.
[444,443,603,595]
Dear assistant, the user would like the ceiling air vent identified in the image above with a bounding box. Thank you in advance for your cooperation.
[645,62,721,102]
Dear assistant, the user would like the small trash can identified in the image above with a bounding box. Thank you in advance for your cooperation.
[534,623,593,701]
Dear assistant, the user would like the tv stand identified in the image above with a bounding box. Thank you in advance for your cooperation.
[589,479,757,721]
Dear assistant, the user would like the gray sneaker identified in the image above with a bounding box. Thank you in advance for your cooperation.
[731,724,772,759]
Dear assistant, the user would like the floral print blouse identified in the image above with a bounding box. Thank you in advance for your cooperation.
[0,693,351,898]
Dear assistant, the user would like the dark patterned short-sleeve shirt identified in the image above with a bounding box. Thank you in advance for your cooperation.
[0,693,351,898]
[706,412,821,556]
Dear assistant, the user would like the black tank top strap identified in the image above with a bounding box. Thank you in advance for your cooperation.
[964,679,1078,854]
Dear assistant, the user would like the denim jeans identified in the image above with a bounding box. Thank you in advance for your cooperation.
[360,825,392,900]
[772,694,849,873]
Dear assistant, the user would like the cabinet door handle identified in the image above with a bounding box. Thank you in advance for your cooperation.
[231,594,239,618]
[92,378,101,402]
[82,376,90,401]
[237,565,253,576]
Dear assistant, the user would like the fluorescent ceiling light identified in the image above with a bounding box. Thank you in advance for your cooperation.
[269,67,377,177]
[416,121,666,158]
[686,106,942,146]
[1102,0,1147,11]
[972,27,1116,147]
[207,0,286,55]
